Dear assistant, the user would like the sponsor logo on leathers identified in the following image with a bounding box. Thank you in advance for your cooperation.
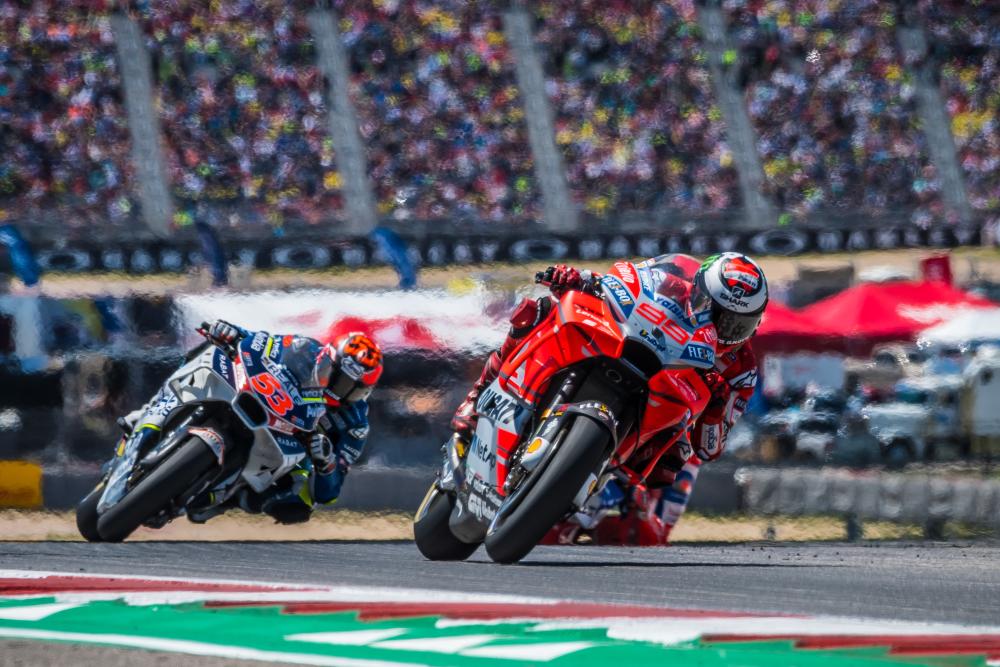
[729,369,758,389]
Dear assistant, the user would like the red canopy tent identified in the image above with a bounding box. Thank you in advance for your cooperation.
[752,301,836,355]
[798,280,997,355]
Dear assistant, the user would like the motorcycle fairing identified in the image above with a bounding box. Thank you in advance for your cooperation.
[468,380,532,491]
[100,338,314,511]
[237,336,325,434]
[448,264,721,545]
[613,367,712,465]
[98,347,233,513]
[621,262,716,370]
[212,349,236,388]
[601,274,636,318]
[242,432,306,493]
[499,290,625,405]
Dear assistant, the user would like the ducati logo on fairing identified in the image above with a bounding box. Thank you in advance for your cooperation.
[477,387,517,424]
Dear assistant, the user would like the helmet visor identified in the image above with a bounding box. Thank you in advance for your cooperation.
[689,280,714,315]
[311,351,334,390]
[327,365,374,403]
[713,304,762,346]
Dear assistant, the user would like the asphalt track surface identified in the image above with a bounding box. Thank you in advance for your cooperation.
[2,540,999,625]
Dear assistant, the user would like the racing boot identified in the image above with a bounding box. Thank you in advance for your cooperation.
[450,297,550,441]
[117,408,145,436]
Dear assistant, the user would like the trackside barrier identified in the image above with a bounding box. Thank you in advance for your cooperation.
[737,467,1000,530]
[0,460,43,509]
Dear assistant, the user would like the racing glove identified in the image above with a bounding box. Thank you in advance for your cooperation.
[702,371,730,402]
[544,264,584,295]
[209,320,242,346]
[325,401,369,465]
[308,433,338,476]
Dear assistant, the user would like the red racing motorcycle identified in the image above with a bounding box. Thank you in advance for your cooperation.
[414,261,717,563]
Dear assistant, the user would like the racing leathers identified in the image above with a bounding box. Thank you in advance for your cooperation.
[651,339,757,542]
[122,322,370,524]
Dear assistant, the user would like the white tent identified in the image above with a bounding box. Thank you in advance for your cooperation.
[919,308,1000,347]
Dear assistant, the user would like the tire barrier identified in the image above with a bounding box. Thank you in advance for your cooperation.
[17,218,998,275]
[737,466,1000,528]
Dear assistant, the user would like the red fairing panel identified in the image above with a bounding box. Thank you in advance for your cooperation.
[498,290,624,404]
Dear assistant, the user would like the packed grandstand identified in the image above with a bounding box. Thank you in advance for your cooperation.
[0,0,996,233]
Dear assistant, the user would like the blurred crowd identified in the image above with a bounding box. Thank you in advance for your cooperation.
[534,0,740,216]
[723,0,943,224]
[337,0,540,224]
[921,0,1000,214]
[0,1,139,230]
[0,0,997,231]
[136,0,343,229]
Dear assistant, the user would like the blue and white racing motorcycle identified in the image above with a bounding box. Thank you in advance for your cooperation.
[76,324,328,542]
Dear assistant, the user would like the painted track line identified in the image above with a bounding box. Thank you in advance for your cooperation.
[4,569,1000,665]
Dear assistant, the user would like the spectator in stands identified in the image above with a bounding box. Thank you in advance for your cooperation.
[337,0,540,223]
[533,0,741,216]
[0,2,138,229]
[725,0,943,222]
[137,0,343,230]
[921,0,1000,213]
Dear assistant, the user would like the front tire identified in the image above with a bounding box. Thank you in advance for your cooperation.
[96,437,217,542]
[413,483,479,561]
[75,483,104,542]
[485,417,610,564]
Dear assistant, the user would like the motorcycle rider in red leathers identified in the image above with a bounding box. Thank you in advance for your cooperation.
[451,252,768,545]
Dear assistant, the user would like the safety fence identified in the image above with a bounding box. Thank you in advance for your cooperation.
[737,466,1000,530]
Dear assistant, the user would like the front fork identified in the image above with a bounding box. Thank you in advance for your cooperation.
[502,372,580,495]
[97,405,207,513]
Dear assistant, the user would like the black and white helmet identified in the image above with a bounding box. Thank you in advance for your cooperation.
[691,253,769,346]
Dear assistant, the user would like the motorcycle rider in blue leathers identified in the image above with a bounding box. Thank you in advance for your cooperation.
[120,320,383,524]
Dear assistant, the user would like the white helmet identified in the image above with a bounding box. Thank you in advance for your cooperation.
[691,253,769,346]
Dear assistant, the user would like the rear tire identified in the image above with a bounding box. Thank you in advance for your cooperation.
[75,483,104,542]
[485,417,610,564]
[96,437,217,542]
[413,483,479,561]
